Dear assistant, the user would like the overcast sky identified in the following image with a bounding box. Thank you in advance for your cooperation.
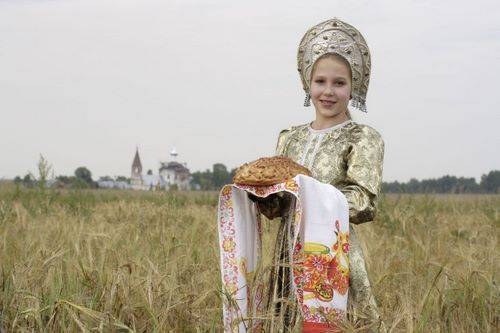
[1,0,499,182]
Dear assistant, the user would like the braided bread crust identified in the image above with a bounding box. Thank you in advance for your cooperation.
[233,156,312,186]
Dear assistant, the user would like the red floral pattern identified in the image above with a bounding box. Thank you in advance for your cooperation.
[292,218,350,326]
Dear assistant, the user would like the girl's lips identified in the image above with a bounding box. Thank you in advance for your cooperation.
[320,100,336,107]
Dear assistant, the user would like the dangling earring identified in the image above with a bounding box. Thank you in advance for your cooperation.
[304,93,311,107]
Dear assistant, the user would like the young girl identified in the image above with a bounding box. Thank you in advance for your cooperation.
[259,18,385,331]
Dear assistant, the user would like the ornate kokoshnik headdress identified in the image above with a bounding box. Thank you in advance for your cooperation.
[297,18,371,112]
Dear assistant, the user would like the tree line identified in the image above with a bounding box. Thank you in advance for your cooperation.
[190,165,500,194]
[382,171,499,194]
[12,156,499,193]
[190,166,500,194]
[14,166,104,189]
[13,156,128,189]
[190,163,236,191]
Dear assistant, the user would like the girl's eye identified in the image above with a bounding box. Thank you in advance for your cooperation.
[335,81,345,86]
[314,79,325,83]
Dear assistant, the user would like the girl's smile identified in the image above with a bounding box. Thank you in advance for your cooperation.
[319,99,337,107]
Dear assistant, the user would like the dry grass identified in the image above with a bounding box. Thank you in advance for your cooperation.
[0,186,498,332]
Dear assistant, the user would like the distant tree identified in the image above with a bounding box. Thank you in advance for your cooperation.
[407,178,420,193]
[53,175,75,188]
[382,181,404,193]
[213,163,229,189]
[56,175,74,184]
[99,176,113,182]
[147,169,153,175]
[22,173,35,188]
[190,164,239,190]
[480,170,500,193]
[455,177,480,193]
[37,154,52,189]
[190,171,201,190]
[73,177,90,189]
[434,175,456,193]
[115,176,130,183]
[74,167,95,187]
[191,169,214,190]
[13,176,22,185]
[382,171,498,194]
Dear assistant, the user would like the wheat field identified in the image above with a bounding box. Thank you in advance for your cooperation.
[0,184,498,332]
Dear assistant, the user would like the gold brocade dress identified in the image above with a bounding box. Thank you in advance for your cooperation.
[274,120,385,328]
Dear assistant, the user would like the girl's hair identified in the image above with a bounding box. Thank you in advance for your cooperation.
[311,53,352,80]
[311,53,353,120]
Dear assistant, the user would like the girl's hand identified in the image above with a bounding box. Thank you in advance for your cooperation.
[248,192,293,220]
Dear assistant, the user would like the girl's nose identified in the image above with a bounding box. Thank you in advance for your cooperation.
[324,85,335,96]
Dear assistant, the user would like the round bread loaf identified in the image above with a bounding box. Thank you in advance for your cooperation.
[233,156,312,185]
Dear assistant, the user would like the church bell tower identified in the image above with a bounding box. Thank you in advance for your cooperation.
[131,147,143,189]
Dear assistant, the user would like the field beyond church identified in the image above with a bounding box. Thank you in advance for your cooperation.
[0,185,498,332]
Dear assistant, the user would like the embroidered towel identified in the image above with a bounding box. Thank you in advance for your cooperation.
[218,174,349,332]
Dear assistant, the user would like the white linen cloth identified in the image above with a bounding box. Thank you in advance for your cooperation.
[217,174,350,332]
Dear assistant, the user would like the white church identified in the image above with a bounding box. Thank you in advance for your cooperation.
[130,148,191,191]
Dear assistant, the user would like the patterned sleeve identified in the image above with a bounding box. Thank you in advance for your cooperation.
[339,126,385,224]
[275,128,291,156]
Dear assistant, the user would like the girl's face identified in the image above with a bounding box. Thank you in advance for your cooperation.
[310,56,352,125]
